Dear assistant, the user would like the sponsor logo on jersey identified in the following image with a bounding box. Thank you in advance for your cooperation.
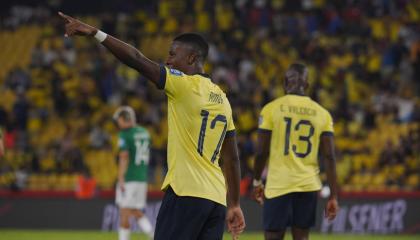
[258,116,263,126]
[118,138,126,148]
[169,68,183,76]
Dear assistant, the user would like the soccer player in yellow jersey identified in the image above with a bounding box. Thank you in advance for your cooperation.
[253,63,339,240]
[59,12,245,240]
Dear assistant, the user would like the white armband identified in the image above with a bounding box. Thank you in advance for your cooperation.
[94,30,107,42]
[253,179,263,187]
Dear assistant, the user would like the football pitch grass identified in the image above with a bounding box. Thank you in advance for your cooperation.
[0,230,418,240]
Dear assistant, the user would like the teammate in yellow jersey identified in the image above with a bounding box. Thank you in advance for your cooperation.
[59,12,245,240]
[253,63,339,240]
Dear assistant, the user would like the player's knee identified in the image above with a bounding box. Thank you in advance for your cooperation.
[132,209,144,219]
[291,227,309,240]
[120,208,130,216]
[265,230,285,240]
[119,208,130,227]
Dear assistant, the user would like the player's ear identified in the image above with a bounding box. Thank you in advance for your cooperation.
[283,76,288,90]
[302,69,309,90]
[187,53,197,65]
[303,79,309,90]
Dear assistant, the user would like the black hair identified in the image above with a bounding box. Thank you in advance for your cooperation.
[173,33,209,61]
[288,63,307,75]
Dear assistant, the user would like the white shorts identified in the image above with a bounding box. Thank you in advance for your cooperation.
[116,182,147,209]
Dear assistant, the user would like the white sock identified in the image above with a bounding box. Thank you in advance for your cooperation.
[119,227,130,240]
[138,216,154,238]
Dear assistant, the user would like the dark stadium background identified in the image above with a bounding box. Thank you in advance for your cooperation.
[0,0,419,237]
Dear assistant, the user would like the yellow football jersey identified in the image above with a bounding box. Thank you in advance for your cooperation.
[258,94,334,198]
[159,66,235,206]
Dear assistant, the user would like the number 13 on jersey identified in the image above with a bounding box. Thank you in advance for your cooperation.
[283,117,314,158]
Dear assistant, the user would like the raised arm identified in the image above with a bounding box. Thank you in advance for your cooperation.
[252,130,271,204]
[58,12,161,87]
[220,134,245,238]
[320,133,339,221]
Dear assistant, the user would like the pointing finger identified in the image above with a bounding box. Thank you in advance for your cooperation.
[58,11,73,23]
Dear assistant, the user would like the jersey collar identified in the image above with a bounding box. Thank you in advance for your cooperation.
[197,73,211,79]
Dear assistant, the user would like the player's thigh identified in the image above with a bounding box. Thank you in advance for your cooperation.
[130,209,144,219]
[155,187,176,239]
[155,187,215,240]
[197,202,226,240]
[116,182,147,209]
[131,182,147,208]
[119,208,131,218]
[291,191,318,229]
[263,193,293,232]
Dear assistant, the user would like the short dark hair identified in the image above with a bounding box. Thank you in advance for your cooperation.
[288,63,307,75]
[173,33,209,61]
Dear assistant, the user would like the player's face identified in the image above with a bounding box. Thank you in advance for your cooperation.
[284,68,308,94]
[166,41,194,72]
[117,117,130,129]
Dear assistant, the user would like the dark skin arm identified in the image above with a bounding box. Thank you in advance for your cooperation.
[320,134,339,221]
[252,130,271,205]
[101,36,161,85]
[0,137,4,158]
[58,12,161,86]
[220,134,245,239]
[221,135,241,207]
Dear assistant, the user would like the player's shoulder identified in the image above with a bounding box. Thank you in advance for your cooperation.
[203,77,232,104]
[167,67,204,82]
[134,126,150,136]
[162,66,189,90]
[214,82,233,110]
[210,80,228,99]
[118,129,127,138]
[167,67,184,77]
[262,96,286,111]
[307,98,332,117]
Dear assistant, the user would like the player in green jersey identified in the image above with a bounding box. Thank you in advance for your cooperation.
[113,106,153,240]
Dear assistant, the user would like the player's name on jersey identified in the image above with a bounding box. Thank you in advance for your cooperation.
[209,92,224,104]
[280,104,317,116]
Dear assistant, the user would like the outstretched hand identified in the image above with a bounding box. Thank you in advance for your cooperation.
[58,12,97,37]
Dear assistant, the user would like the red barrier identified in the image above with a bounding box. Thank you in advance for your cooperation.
[339,191,420,199]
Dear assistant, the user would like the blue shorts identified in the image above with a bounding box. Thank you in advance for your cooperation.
[263,191,318,231]
[154,186,226,240]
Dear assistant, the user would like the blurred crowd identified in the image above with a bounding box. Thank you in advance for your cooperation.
[0,0,419,193]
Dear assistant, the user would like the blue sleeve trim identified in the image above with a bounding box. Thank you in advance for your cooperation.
[157,64,166,90]
[258,128,272,133]
[321,131,334,137]
[225,130,236,138]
